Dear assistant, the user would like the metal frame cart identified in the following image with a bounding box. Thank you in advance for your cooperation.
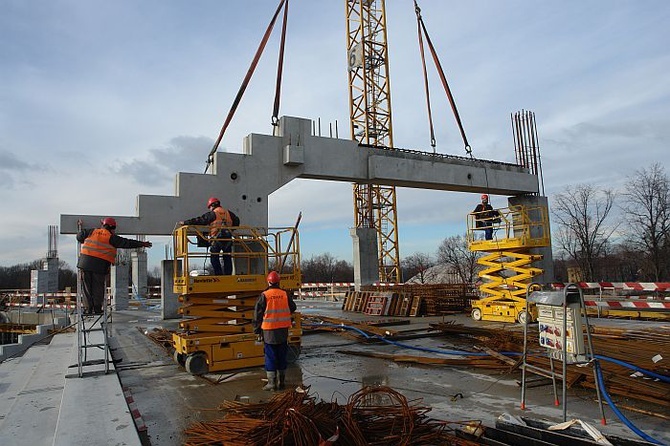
[520,283,606,424]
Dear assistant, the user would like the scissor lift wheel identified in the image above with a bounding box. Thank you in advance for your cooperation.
[173,350,186,367]
[517,310,529,325]
[471,307,483,321]
[185,352,209,375]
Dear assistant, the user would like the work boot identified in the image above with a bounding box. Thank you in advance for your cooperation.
[263,371,276,391]
[277,370,286,390]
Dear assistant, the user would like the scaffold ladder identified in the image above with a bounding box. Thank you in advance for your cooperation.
[74,252,112,378]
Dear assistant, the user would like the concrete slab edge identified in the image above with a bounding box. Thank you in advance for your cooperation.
[0,318,69,361]
[122,386,147,433]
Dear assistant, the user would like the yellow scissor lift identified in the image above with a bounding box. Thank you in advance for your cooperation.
[467,204,551,324]
[172,223,302,375]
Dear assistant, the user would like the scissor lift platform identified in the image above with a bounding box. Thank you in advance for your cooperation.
[171,224,302,374]
[467,204,550,323]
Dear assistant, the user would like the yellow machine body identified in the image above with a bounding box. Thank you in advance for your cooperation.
[172,314,302,372]
[171,224,302,374]
[467,204,550,324]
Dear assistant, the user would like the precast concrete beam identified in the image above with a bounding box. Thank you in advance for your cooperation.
[61,115,539,237]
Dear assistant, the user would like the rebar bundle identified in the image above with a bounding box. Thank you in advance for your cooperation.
[184,386,482,445]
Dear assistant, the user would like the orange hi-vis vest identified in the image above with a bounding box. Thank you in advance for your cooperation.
[261,288,292,330]
[209,206,232,237]
[80,228,117,264]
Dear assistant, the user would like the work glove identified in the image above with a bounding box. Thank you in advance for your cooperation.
[256,334,263,343]
[143,241,152,248]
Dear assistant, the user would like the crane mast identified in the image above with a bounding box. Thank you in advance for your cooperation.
[345,0,400,283]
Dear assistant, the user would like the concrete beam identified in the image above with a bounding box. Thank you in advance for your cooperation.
[60,115,539,237]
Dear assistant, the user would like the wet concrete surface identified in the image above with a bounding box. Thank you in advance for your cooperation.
[109,301,670,445]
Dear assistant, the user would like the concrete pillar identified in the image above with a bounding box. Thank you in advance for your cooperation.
[131,250,148,299]
[30,270,47,306]
[508,195,555,285]
[350,227,379,290]
[110,264,130,310]
[161,260,180,320]
[46,257,59,292]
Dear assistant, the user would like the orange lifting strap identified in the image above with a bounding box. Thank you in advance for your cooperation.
[414,0,471,156]
[205,0,290,173]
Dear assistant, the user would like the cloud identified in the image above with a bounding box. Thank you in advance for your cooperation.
[0,149,42,189]
[113,135,214,187]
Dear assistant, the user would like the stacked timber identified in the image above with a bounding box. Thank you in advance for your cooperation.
[342,283,476,317]
[342,290,420,316]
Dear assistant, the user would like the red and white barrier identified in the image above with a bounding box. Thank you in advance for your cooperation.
[552,282,670,292]
[584,299,670,310]
[300,283,355,288]
[6,302,75,310]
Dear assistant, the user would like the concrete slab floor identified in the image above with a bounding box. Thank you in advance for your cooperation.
[109,302,670,446]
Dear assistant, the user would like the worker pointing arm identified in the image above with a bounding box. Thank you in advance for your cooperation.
[76,217,151,315]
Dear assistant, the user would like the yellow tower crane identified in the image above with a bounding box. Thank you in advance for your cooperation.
[345,0,401,283]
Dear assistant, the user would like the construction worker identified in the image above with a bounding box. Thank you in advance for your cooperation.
[253,271,296,391]
[77,218,152,315]
[179,197,235,275]
[473,194,499,240]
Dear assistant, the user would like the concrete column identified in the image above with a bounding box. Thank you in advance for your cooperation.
[30,270,47,306]
[131,250,148,299]
[350,227,379,290]
[161,260,180,320]
[508,195,555,285]
[110,264,130,310]
[46,257,59,292]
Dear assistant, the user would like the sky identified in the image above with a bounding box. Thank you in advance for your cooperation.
[1,0,669,272]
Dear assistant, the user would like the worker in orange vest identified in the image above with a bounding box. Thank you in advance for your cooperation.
[77,218,152,315]
[179,197,236,275]
[253,271,296,391]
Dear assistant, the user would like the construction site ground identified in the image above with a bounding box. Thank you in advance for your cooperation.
[1,299,668,445]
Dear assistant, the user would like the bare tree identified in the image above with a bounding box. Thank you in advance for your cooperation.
[552,184,617,281]
[436,234,480,283]
[301,253,353,282]
[621,163,670,281]
[401,252,436,283]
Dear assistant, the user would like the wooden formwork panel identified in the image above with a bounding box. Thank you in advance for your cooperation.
[363,296,387,315]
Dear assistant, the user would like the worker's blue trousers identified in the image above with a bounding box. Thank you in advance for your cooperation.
[264,342,288,372]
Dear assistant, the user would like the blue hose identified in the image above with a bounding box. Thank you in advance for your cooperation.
[595,355,670,383]
[305,321,490,356]
[306,322,670,381]
[595,363,666,445]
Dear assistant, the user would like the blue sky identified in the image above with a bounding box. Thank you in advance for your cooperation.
[1,1,669,271]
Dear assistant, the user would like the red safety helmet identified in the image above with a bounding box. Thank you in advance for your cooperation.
[101,217,117,228]
[207,197,220,208]
[267,271,280,284]
[481,194,489,201]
